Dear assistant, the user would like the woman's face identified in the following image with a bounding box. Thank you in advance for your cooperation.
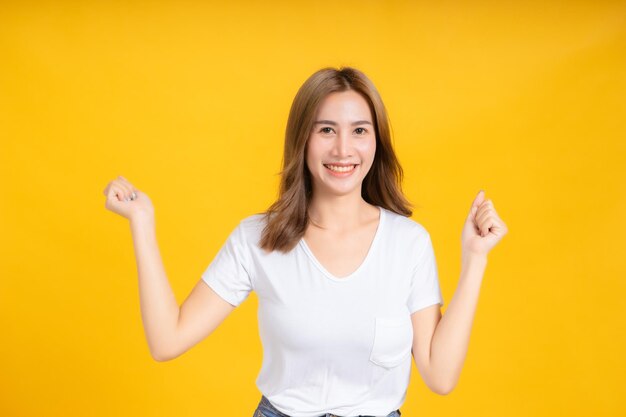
[305,90,376,199]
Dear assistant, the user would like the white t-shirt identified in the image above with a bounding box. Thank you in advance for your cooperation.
[201,206,444,417]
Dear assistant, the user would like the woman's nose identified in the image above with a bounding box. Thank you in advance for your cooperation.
[332,131,351,156]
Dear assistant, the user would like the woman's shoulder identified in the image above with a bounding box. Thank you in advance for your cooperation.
[381,207,431,240]
[232,212,269,246]
[240,212,268,227]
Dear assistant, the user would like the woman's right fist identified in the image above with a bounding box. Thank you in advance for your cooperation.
[103,175,154,222]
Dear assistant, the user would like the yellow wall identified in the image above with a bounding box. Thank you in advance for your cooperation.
[1,1,624,416]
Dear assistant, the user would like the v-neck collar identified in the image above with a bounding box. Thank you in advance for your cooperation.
[299,206,384,282]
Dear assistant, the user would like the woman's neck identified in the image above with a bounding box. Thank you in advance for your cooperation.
[307,194,377,232]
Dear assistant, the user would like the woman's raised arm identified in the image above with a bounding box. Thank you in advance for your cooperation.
[104,176,235,361]
[411,190,508,393]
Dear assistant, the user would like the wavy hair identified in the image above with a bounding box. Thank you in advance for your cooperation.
[258,66,413,253]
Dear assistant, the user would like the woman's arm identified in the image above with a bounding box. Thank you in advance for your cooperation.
[411,190,507,394]
[411,254,487,394]
[105,177,235,362]
[130,216,181,360]
[131,217,236,361]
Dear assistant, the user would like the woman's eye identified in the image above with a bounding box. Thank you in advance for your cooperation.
[355,127,367,135]
[320,127,334,134]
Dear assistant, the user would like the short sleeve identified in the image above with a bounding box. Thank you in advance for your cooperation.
[201,221,253,307]
[407,231,444,314]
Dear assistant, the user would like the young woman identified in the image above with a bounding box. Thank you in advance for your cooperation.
[103,67,508,417]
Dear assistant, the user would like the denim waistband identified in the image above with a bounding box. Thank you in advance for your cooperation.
[254,395,401,417]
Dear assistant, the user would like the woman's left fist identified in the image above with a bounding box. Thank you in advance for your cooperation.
[461,190,508,257]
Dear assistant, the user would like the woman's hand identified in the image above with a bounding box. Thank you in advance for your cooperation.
[461,190,508,258]
[103,175,154,223]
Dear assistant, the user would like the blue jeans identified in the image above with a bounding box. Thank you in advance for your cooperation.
[253,395,402,417]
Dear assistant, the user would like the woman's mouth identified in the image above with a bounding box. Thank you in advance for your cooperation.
[323,164,358,176]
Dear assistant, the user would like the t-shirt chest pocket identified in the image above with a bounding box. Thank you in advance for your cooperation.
[369,315,413,369]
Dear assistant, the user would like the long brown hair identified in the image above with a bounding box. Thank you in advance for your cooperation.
[258,66,413,253]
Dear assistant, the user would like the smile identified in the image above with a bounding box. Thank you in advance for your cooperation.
[323,164,358,176]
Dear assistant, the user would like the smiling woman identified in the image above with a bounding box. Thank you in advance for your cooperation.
[259,67,413,254]
[306,90,377,199]
[103,66,508,417]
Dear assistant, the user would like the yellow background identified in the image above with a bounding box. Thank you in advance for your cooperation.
[1,1,625,416]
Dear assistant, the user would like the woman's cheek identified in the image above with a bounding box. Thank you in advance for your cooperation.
[356,138,376,160]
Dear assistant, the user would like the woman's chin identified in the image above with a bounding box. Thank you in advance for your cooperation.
[319,182,362,197]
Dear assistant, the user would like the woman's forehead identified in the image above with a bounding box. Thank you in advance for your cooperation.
[316,91,373,121]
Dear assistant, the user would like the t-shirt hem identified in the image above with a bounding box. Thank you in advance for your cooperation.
[265,394,404,417]
[270,406,401,417]
[408,297,444,314]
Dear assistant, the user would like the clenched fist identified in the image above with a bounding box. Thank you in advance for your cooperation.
[103,175,154,223]
[461,190,508,258]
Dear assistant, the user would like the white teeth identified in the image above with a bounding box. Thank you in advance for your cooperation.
[325,164,356,172]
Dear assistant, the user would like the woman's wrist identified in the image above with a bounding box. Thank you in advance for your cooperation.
[130,212,155,231]
[461,251,488,270]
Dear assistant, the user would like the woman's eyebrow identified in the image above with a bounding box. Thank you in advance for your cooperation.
[314,120,373,126]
